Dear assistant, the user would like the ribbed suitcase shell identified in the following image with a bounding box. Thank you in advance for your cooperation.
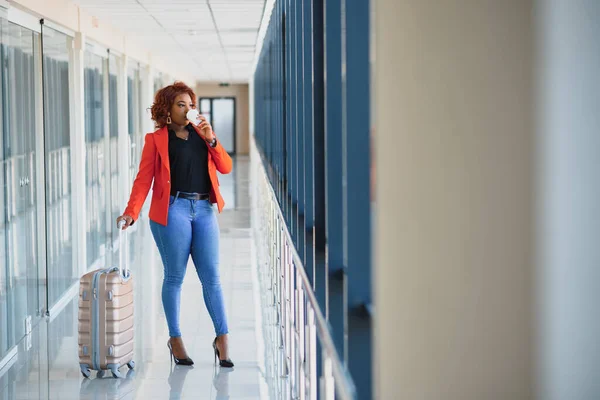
[78,267,134,378]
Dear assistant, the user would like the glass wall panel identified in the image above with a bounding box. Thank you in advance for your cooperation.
[108,53,119,255]
[127,63,140,132]
[128,63,136,186]
[198,97,236,152]
[41,25,74,308]
[126,61,143,267]
[0,15,7,361]
[153,72,163,94]
[199,98,211,124]
[212,98,235,153]
[84,50,107,269]
[0,20,41,358]
[127,61,143,181]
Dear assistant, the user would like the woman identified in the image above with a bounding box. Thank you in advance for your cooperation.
[116,82,233,368]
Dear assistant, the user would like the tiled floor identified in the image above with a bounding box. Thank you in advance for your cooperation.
[0,156,269,399]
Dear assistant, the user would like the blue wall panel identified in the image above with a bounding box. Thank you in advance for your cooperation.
[253,0,371,396]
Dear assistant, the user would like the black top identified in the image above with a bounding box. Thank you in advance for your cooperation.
[168,123,211,195]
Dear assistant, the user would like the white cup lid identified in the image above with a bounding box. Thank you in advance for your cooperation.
[186,109,199,122]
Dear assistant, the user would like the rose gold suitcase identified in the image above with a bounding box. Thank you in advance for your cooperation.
[78,222,135,378]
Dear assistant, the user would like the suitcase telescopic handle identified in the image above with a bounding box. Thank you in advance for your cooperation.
[117,220,129,278]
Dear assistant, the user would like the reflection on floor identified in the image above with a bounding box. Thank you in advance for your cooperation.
[0,156,268,399]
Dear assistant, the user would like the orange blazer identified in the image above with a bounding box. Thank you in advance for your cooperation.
[123,125,232,226]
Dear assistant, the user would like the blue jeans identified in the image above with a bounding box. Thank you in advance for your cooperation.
[150,195,229,338]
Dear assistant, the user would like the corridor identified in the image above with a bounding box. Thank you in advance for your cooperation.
[0,157,268,400]
[0,0,598,398]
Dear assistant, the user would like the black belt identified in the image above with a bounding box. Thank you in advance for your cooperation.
[172,192,210,200]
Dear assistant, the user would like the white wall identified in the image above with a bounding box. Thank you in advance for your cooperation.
[373,1,535,399]
[535,1,600,399]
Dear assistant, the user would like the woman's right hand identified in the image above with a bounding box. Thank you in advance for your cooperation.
[116,215,133,230]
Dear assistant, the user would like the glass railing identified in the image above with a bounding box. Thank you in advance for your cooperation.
[251,140,356,400]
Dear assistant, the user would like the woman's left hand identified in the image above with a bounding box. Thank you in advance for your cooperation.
[196,116,215,141]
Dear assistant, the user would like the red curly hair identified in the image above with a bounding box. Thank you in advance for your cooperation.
[151,81,197,128]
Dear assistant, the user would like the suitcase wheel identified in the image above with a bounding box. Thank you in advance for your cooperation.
[80,365,91,379]
[127,361,135,370]
[97,370,105,378]
[110,367,123,379]
[107,363,124,378]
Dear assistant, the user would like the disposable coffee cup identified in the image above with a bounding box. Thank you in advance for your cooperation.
[186,109,199,123]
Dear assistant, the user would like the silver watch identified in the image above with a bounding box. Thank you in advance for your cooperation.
[208,138,217,147]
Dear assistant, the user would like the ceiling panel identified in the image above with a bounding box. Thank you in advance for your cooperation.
[71,0,266,82]
[226,53,256,63]
[220,32,258,47]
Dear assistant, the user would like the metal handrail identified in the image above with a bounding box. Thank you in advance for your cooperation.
[255,145,357,400]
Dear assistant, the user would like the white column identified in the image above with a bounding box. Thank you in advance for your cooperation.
[69,32,87,275]
[373,1,534,399]
[536,1,600,399]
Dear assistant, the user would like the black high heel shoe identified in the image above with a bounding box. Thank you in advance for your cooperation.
[167,339,194,366]
[212,337,234,368]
